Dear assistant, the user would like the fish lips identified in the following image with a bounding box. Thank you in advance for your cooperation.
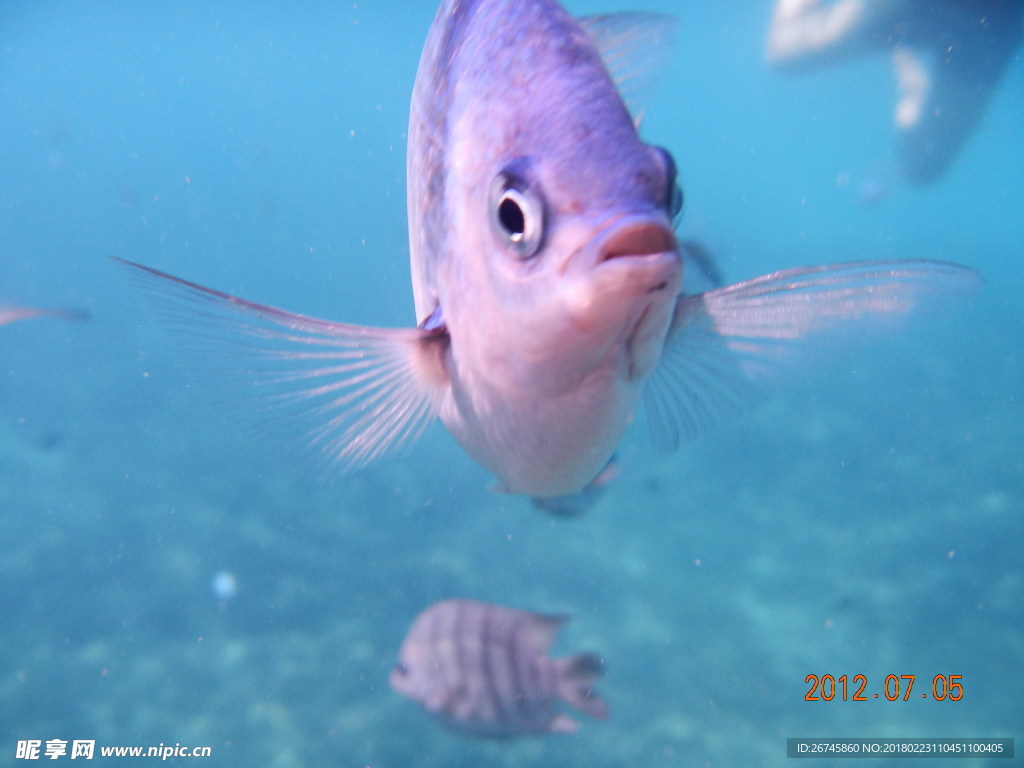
[562,214,682,322]
[583,214,680,289]
[598,216,678,267]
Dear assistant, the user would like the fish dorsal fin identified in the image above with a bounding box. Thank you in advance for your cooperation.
[527,612,568,652]
[578,12,678,127]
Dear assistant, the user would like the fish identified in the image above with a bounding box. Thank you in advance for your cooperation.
[389,598,607,736]
[115,0,980,509]
[0,305,89,326]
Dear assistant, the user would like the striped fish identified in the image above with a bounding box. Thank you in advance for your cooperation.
[389,599,607,736]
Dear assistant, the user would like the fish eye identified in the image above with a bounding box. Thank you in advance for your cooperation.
[393,661,409,677]
[498,189,528,239]
[652,146,684,224]
[490,165,545,259]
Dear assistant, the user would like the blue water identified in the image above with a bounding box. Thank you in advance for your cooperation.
[1,1,1021,766]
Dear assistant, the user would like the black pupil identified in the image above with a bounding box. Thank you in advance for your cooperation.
[498,194,525,238]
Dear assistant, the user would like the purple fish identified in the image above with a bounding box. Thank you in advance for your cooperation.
[0,305,89,326]
[115,0,979,508]
[389,599,607,736]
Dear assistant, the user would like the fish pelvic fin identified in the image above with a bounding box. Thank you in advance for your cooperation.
[556,652,608,721]
[114,257,449,476]
[643,258,982,452]
[530,458,618,517]
[547,713,581,734]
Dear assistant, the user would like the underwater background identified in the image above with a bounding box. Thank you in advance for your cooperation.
[1,1,1021,766]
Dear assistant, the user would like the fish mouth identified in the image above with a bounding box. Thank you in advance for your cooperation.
[591,217,681,293]
[599,221,677,263]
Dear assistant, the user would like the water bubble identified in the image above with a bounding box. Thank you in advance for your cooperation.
[210,571,238,602]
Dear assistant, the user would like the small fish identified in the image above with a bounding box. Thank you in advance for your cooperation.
[115,0,980,508]
[0,305,89,326]
[389,598,607,736]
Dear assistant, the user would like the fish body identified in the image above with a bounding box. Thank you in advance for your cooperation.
[389,598,607,736]
[408,1,682,496]
[116,0,980,507]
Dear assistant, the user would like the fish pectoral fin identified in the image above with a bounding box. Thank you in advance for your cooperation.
[643,259,982,452]
[427,681,465,715]
[578,12,677,129]
[114,257,449,475]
